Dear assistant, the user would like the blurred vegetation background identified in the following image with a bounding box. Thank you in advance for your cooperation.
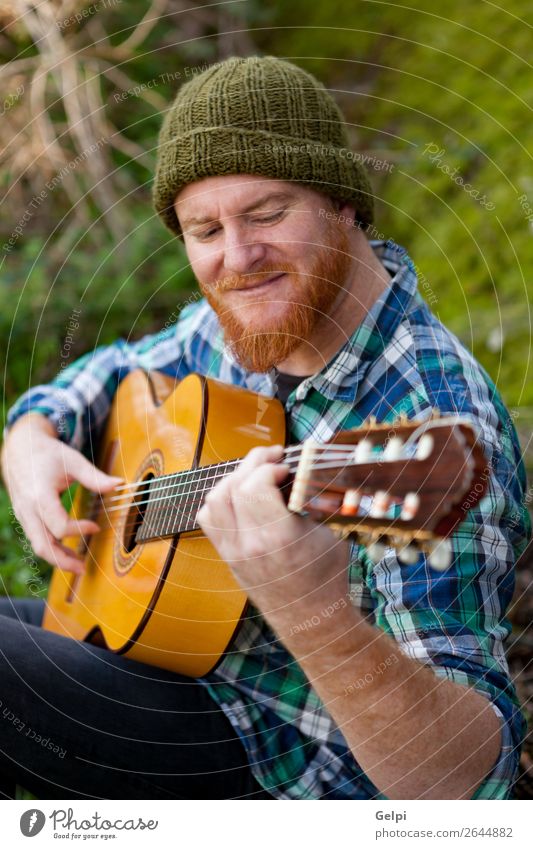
[0,0,532,795]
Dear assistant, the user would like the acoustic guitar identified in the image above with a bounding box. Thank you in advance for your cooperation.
[43,370,488,677]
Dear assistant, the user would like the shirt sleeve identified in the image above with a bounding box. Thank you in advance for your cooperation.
[3,307,199,457]
[348,431,530,800]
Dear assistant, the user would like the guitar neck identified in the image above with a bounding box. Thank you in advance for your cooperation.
[135,458,251,542]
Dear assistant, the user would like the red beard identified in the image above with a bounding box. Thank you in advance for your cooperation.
[199,227,351,373]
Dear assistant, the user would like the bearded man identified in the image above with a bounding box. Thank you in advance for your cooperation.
[1,56,529,801]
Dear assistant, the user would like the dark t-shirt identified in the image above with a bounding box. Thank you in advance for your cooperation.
[272,369,306,405]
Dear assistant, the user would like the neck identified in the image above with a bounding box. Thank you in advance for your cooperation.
[274,234,391,376]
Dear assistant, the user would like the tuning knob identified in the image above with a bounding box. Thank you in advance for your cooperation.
[400,492,420,520]
[397,543,420,565]
[427,538,453,571]
[353,439,372,463]
[368,490,391,518]
[416,434,434,460]
[367,539,387,563]
[340,489,361,516]
[383,436,403,460]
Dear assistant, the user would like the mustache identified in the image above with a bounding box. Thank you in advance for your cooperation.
[204,263,296,293]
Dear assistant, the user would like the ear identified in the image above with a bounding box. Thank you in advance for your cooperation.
[336,200,358,219]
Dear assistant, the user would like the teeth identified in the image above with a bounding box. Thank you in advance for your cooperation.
[383,436,403,460]
[400,492,420,520]
[353,439,372,463]
[369,490,391,518]
[427,538,453,571]
[340,489,361,516]
[416,434,434,460]
[397,544,420,565]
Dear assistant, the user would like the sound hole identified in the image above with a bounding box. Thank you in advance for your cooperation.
[123,473,154,553]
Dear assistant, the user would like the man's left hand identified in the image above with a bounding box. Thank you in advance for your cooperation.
[196,445,351,626]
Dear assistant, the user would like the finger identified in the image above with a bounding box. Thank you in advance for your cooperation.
[235,444,285,477]
[30,521,85,574]
[69,518,101,536]
[234,462,295,531]
[41,493,97,541]
[197,477,239,558]
[45,537,85,575]
[200,464,293,570]
[66,450,123,493]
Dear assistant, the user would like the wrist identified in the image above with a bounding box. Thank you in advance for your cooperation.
[2,413,58,486]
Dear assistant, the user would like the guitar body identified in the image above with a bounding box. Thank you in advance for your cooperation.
[43,371,286,677]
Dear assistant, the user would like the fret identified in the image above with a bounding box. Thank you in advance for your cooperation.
[195,466,211,530]
[165,470,184,536]
[136,460,243,542]
[181,468,197,533]
[136,477,155,541]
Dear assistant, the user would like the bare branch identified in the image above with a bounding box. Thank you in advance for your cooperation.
[117,0,168,54]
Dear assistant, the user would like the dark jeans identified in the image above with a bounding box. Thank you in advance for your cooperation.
[0,597,271,800]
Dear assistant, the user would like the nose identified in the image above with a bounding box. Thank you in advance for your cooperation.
[222,224,267,276]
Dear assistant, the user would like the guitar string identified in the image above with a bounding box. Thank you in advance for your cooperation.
[103,452,398,514]
[72,442,445,542]
[104,465,362,525]
[75,476,383,544]
[83,442,452,545]
[75,423,454,539]
[68,424,450,537]
[89,463,386,541]
[104,440,416,507]
[106,439,403,497]
[78,444,420,541]
[104,420,440,501]
[105,443,366,498]
[64,422,462,547]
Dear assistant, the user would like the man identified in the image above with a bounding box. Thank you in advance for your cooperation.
[1,56,529,800]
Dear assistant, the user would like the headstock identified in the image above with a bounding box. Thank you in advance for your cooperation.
[286,413,488,571]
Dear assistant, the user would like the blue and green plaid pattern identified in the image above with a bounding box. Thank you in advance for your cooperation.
[6,241,530,799]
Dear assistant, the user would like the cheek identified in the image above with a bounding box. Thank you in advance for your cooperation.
[184,242,218,284]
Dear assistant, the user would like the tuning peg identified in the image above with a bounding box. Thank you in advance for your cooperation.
[340,489,361,517]
[383,436,403,460]
[427,538,453,571]
[369,490,391,518]
[367,539,387,563]
[353,439,372,463]
[416,434,434,460]
[397,543,420,565]
[400,492,420,520]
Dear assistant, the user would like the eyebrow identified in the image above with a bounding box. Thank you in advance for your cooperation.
[179,191,295,229]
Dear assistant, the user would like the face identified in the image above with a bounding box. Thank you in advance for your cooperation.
[174,175,352,372]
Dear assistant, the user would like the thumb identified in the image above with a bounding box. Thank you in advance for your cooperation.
[69,452,123,493]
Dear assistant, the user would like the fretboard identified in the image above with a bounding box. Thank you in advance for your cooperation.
[135,460,240,543]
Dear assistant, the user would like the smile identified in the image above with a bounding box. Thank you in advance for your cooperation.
[232,273,286,293]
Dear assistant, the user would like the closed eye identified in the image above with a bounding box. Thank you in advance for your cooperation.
[191,209,287,241]
[251,209,286,225]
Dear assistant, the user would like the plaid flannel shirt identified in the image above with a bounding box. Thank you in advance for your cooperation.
[5,240,530,799]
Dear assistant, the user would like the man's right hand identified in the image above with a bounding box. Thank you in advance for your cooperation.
[1,414,122,574]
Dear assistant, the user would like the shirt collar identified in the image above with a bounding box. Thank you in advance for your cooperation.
[223,239,419,403]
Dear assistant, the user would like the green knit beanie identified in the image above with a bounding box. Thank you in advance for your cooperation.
[152,55,375,236]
